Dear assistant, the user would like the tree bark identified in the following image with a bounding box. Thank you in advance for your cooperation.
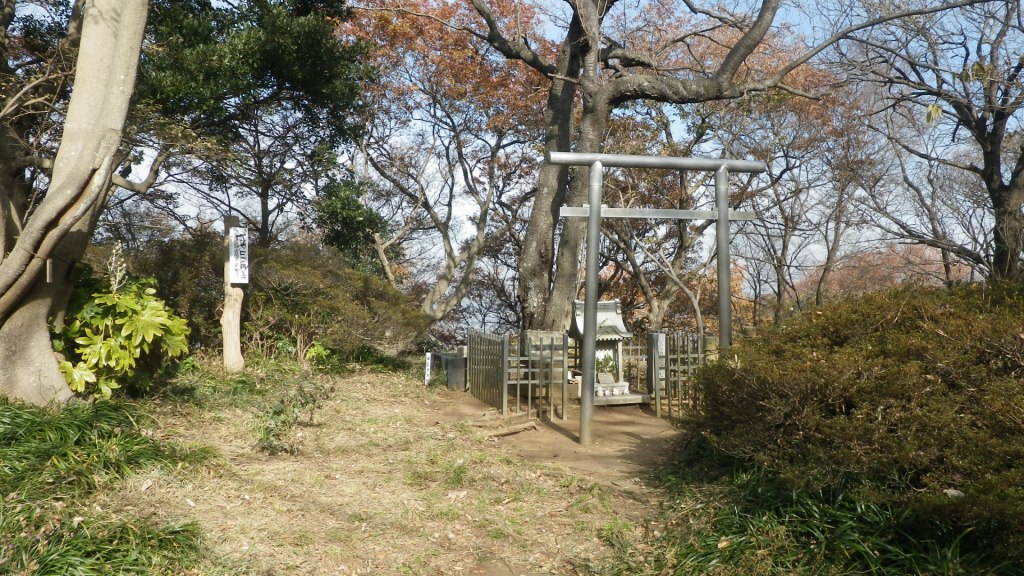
[992,185,1024,280]
[0,286,73,405]
[516,18,581,330]
[0,0,148,405]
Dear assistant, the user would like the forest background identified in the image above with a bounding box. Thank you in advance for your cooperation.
[1,2,1023,574]
[0,0,1018,417]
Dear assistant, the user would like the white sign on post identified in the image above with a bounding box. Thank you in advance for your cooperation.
[228,227,249,284]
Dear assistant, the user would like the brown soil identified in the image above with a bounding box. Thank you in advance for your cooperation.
[95,371,683,575]
[433,388,682,484]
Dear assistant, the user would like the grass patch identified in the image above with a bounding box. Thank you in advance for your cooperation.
[598,518,634,552]
[443,460,469,488]
[3,356,665,573]
[593,461,1019,575]
[0,401,169,499]
[0,400,206,575]
[255,380,334,455]
[153,356,339,455]
[1,515,203,576]
[569,482,609,514]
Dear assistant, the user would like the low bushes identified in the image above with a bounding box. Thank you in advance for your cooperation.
[130,233,428,368]
[246,242,428,362]
[690,282,1024,568]
[54,247,190,399]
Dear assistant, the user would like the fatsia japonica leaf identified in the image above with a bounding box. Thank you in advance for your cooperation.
[94,291,142,316]
[160,317,191,358]
[58,361,97,394]
[118,300,173,346]
[74,329,106,366]
[54,273,191,399]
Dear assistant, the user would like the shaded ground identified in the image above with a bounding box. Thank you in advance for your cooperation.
[95,371,683,575]
[432,388,681,484]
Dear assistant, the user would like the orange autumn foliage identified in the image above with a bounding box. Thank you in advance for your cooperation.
[340,0,548,136]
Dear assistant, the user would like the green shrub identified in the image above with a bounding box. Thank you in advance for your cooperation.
[53,247,190,398]
[130,228,224,350]
[691,282,1024,565]
[246,241,428,361]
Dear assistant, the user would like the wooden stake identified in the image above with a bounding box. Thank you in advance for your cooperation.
[221,216,245,372]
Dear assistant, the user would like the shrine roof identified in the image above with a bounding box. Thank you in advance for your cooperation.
[568,299,631,341]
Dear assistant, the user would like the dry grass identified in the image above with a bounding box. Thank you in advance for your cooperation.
[92,368,662,575]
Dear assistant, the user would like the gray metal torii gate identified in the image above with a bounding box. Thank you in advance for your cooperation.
[547,151,767,445]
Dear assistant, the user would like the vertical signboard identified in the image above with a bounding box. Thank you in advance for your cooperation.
[222,217,245,372]
[228,227,249,284]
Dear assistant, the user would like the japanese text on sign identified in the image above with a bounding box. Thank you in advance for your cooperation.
[228,227,249,284]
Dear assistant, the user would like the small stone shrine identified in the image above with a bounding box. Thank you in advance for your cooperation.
[568,299,634,400]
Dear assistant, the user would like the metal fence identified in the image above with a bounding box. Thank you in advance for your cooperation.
[621,331,714,417]
[654,332,712,417]
[467,329,569,419]
[508,331,569,420]
[467,328,508,414]
[468,328,710,419]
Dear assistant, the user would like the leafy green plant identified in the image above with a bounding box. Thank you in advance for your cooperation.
[54,246,190,398]
[310,178,393,276]
[304,340,332,368]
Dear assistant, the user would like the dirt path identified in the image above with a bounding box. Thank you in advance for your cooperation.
[430,388,681,485]
[97,372,682,575]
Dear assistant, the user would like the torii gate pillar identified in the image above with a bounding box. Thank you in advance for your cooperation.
[548,151,766,445]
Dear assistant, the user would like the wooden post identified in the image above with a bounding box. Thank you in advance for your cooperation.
[648,331,661,418]
[501,334,510,416]
[221,216,245,372]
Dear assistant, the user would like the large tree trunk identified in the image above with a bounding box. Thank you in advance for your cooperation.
[526,2,610,331]
[538,100,612,331]
[991,185,1024,280]
[0,0,148,405]
[516,20,581,330]
[0,210,101,405]
[0,288,72,405]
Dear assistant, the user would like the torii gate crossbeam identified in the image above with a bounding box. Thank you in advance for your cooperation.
[546,151,767,445]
